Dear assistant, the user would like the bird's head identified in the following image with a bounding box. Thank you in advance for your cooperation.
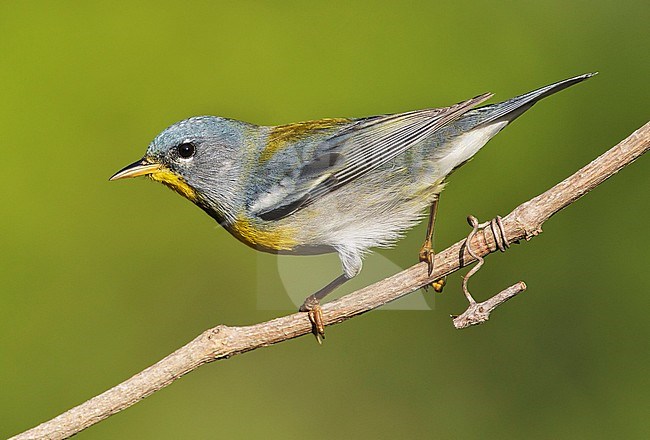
[111,116,252,222]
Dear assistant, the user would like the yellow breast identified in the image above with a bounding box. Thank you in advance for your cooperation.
[228,216,298,252]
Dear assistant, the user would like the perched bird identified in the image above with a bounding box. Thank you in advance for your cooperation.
[111,73,596,339]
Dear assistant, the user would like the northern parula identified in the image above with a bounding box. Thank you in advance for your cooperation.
[111,73,595,338]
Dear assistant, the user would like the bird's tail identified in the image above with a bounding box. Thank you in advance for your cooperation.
[474,72,597,127]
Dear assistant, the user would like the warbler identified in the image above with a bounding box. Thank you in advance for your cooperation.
[111,73,595,338]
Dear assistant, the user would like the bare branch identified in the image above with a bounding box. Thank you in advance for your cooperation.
[10,121,650,440]
[452,281,527,329]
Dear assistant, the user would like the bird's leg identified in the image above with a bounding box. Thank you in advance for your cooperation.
[300,274,350,343]
[419,197,446,292]
[419,197,438,274]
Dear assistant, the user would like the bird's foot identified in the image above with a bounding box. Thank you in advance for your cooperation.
[419,240,446,293]
[419,239,435,276]
[300,295,325,344]
[431,276,447,293]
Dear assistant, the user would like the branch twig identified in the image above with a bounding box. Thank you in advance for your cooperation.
[11,122,650,440]
[452,281,527,329]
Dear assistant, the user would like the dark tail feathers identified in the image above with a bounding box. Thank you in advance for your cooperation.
[476,72,597,127]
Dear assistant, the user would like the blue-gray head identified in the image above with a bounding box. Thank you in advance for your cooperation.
[110,116,253,222]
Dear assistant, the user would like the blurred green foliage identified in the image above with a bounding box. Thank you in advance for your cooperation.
[1,1,648,438]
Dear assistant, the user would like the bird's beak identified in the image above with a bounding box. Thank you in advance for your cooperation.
[109,158,162,181]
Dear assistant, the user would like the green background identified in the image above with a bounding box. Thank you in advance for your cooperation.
[2,1,648,438]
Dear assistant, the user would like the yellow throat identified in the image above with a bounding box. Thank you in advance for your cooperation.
[148,168,198,202]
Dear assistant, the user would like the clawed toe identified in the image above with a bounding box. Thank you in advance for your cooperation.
[419,243,435,276]
[419,242,446,293]
[301,296,325,343]
[431,276,446,293]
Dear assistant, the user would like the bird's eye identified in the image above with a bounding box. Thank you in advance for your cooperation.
[177,142,196,159]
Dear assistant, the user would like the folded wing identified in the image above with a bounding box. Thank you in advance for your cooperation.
[251,93,493,221]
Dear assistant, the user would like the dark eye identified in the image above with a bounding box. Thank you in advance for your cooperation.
[177,142,195,159]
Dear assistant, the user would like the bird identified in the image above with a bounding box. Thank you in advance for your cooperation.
[111,72,596,340]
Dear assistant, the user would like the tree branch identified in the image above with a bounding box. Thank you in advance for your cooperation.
[11,122,649,440]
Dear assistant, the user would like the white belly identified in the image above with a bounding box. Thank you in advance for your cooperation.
[435,121,507,175]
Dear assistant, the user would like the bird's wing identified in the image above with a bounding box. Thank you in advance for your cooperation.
[250,93,493,221]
